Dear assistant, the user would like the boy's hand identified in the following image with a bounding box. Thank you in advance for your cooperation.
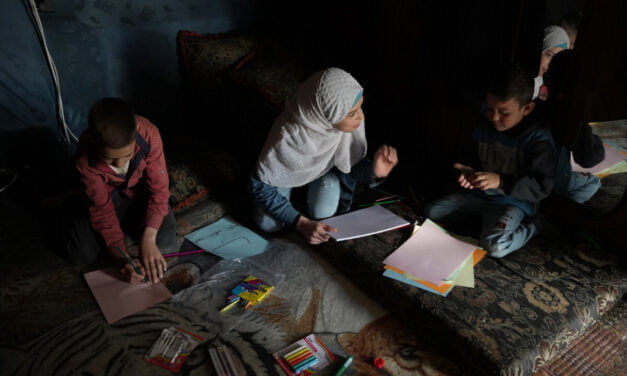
[373,145,399,178]
[139,227,167,284]
[296,216,337,245]
[470,172,501,190]
[120,258,147,284]
[453,163,475,189]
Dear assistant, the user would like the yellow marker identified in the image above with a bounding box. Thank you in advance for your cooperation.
[285,347,309,362]
[283,345,308,359]
[219,299,239,313]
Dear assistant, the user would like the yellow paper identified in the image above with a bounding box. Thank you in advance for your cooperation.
[446,253,475,287]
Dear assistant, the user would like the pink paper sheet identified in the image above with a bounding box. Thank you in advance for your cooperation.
[84,267,172,324]
[571,144,626,174]
[382,220,476,285]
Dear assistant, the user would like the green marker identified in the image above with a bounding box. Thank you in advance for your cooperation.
[116,247,149,284]
[334,355,353,376]
[358,199,401,208]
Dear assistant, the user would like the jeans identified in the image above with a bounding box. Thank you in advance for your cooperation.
[254,171,343,233]
[566,172,601,203]
[66,190,178,265]
[424,191,536,258]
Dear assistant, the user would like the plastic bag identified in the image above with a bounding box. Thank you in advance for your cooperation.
[170,256,285,333]
[145,327,203,373]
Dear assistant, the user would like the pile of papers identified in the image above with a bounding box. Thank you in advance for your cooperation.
[382,219,486,296]
[571,120,627,177]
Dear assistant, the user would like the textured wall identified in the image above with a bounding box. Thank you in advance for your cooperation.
[0,0,260,140]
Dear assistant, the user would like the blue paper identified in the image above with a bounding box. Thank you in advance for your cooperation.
[382,269,450,297]
[184,217,269,260]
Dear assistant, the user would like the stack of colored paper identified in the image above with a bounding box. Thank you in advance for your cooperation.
[382,219,486,296]
[570,144,627,177]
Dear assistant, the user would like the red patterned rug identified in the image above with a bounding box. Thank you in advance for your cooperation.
[534,299,625,376]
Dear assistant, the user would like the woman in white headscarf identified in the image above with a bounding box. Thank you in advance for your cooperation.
[539,25,570,77]
[534,25,570,100]
[250,68,399,244]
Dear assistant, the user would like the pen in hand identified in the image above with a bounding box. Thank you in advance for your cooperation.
[116,247,149,284]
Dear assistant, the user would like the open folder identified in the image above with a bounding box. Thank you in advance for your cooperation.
[322,205,410,241]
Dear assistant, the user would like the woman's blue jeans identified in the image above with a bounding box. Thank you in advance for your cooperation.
[254,171,344,233]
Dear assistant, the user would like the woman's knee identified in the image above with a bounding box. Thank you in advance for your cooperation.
[307,173,340,219]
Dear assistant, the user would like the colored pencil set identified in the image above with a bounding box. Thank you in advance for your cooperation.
[220,275,274,313]
[283,345,319,374]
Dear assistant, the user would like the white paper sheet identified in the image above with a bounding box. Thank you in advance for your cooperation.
[322,205,410,241]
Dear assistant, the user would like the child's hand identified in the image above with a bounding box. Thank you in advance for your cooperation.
[140,227,168,284]
[120,259,147,284]
[470,171,501,190]
[296,216,337,244]
[453,163,475,189]
[373,145,399,178]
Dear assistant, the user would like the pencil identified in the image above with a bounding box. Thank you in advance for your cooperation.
[116,246,149,284]
[163,249,205,258]
[375,194,399,202]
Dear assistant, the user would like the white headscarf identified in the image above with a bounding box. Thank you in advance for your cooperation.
[256,68,367,188]
[542,25,569,52]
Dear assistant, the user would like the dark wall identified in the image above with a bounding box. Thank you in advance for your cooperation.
[264,0,547,195]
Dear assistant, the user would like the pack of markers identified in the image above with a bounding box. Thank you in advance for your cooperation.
[219,275,274,313]
[144,327,203,373]
[272,334,336,375]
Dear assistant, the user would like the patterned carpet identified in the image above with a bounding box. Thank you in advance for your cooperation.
[0,195,465,375]
[534,299,626,376]
[0,173,624,375]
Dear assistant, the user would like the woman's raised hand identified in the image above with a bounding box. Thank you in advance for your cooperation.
[373,145,399,179]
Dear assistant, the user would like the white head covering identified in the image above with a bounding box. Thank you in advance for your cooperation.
[532,75,543,100]
[542,26,569,52]
[255,67,367,188]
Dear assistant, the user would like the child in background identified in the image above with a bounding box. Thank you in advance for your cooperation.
[425,64,556,258]
[537,50,605,203]
[250,68,399,244]
[67,98,177,283]
[559,11,582,49]
[535,26,570,100]
[538,26,570,77]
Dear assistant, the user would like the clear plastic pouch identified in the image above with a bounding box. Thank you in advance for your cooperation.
[170,256,285,333]
[144,327,203,373]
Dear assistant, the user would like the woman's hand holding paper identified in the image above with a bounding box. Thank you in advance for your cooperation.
[296,216,337,244]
